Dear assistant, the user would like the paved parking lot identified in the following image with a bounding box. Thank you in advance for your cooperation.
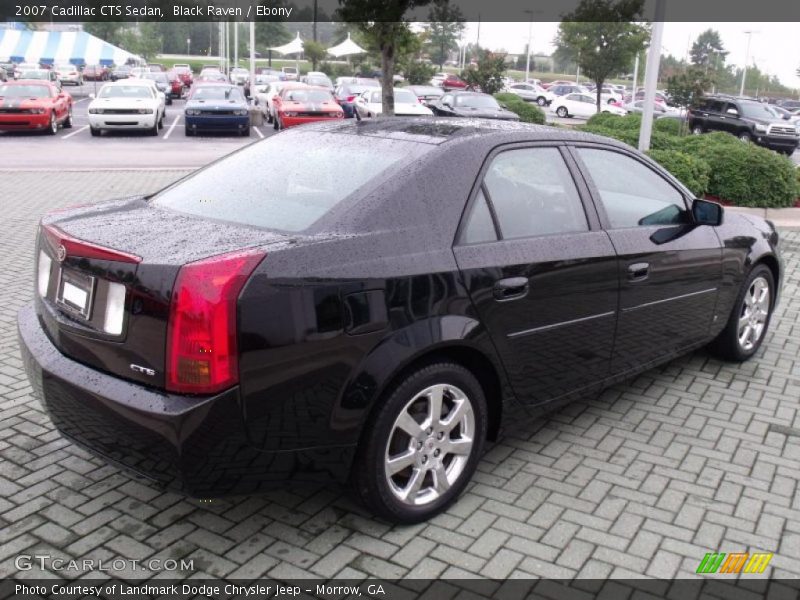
[2,169,800,582]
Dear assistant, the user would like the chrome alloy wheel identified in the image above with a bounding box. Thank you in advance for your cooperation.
[738,276,770,352]
[384,384,475,506]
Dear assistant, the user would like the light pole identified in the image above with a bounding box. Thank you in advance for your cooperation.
[524,11,533,83]
[739,30,756,97]
[187,38,191,56]
[639,0,665,152]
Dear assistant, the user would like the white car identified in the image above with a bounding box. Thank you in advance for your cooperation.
[429,72,447,87]
[505,82,554,107]
[88,80,165,136]
[281,66,298,81]
[54,64,82,86]
[551,92,627,119]
[353,88,433,117]
[229,67,250,86]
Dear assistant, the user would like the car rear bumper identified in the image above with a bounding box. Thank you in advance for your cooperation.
[18,304,353,496]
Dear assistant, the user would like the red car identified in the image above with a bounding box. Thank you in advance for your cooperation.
[273,86,343,130]
[173,65,194,86]
[166,70,186,99]
[442,74,468,91]
[0,80,72,134]
[82,64,110,81]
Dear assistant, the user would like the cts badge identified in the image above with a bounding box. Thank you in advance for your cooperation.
[56,245,67,262]
[130,364,156,377]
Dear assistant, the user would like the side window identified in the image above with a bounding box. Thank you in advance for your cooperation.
[482,147,588,239]
[576,148,687,229]
[461,189,497,244]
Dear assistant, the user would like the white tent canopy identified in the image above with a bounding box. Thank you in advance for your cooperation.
[0,28,141,66]
[327,33,366,58]
[269,32,304,56]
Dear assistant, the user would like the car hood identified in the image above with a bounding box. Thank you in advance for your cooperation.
[0,97,51,109]
[185,99,247,110]
[452,106,520,120]
[89,97,157,109]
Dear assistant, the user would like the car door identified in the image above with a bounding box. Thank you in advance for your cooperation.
[453,144,619,406]
[570,144,723,375]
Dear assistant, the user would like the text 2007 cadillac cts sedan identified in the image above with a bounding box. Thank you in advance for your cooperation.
[19,119,782,523]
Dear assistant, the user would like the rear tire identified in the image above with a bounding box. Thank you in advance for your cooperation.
[536,96,546,106]
[351,362,487,524]
[556,106,568,118]
[692,124,704,135]
[708,264,774,362]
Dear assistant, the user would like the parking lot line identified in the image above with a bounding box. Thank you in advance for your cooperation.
[61,125,88,140]
[253,126,264,139]
[163,115,181,140]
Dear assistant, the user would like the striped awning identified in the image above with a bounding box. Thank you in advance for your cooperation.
[0,29,142,66]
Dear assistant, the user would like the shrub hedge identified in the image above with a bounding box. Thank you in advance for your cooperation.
[580,114,799,208]
[494,93,546,125]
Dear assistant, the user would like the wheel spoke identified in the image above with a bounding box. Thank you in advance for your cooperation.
[445,438,473,456]
[442,399,468,431]
[433,465,450,494]
[400,467,425,502]
[427,386,444,426]
[739,325,752,347]
[386,450,416,476]
[395,411,423,438]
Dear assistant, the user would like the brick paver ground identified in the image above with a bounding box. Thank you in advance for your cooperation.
[2,170,800,581]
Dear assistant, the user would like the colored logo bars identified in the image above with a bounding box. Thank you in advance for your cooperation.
[696,552,773,574]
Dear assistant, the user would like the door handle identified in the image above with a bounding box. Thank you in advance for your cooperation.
[627,262,650,281]
[493,277,529,301]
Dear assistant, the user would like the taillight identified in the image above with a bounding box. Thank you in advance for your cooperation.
[166,248,265,395]
[42,223,141,264]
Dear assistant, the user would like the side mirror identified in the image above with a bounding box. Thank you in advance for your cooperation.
[692,198,723,227]
[726,107,738,116]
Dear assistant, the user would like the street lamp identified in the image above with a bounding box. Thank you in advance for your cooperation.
[187,38,191,56]
[739,30,757,97]
[524,10,534,83]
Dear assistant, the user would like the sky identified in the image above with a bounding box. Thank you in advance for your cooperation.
[459,22,800,89]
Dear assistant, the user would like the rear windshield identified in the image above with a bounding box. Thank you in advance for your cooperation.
[152,131,431,232]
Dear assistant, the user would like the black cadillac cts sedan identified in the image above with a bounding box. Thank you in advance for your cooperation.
[19,118,782,523]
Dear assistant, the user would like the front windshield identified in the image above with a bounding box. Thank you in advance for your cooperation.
[283,89,333,103]
[152,131,432,232]
[739,101,779,120]
[191,86,243,101]
[456,94,500,109]
[0,84,51,98]
[307,76,332,87]
[144,74,167,83]
[99,85,152,99]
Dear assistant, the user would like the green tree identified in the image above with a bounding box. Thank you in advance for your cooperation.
[555,0,649,112]
[462,48,506,94]
[303,40,328,71]
[117,24,162,61]
[83,22,124,46]
[256,21,291,56]
[337,0,432,116]
[426,0,465,70]
[690,29,728,72]
[666,66,712,134]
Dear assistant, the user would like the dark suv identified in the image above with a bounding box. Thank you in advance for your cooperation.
[688,95,799,155]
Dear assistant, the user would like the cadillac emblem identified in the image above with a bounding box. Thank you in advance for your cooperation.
[56,245,67,262]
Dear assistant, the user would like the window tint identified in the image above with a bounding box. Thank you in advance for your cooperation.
[577,148,686,229]
[482,148,588,239]
[153,131,432,232]
[461,189,497,244]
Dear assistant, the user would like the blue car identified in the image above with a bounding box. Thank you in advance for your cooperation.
[184,84,250,136]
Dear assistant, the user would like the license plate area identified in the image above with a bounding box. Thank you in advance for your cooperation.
[56,269,96,320]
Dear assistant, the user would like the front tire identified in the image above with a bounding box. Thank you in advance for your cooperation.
[739,131,752,143]
[47,111,58,135]
[708,264,774,362]
[351,362,487,523]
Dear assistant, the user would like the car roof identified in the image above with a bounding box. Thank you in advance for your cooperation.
[300,117,630,148]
